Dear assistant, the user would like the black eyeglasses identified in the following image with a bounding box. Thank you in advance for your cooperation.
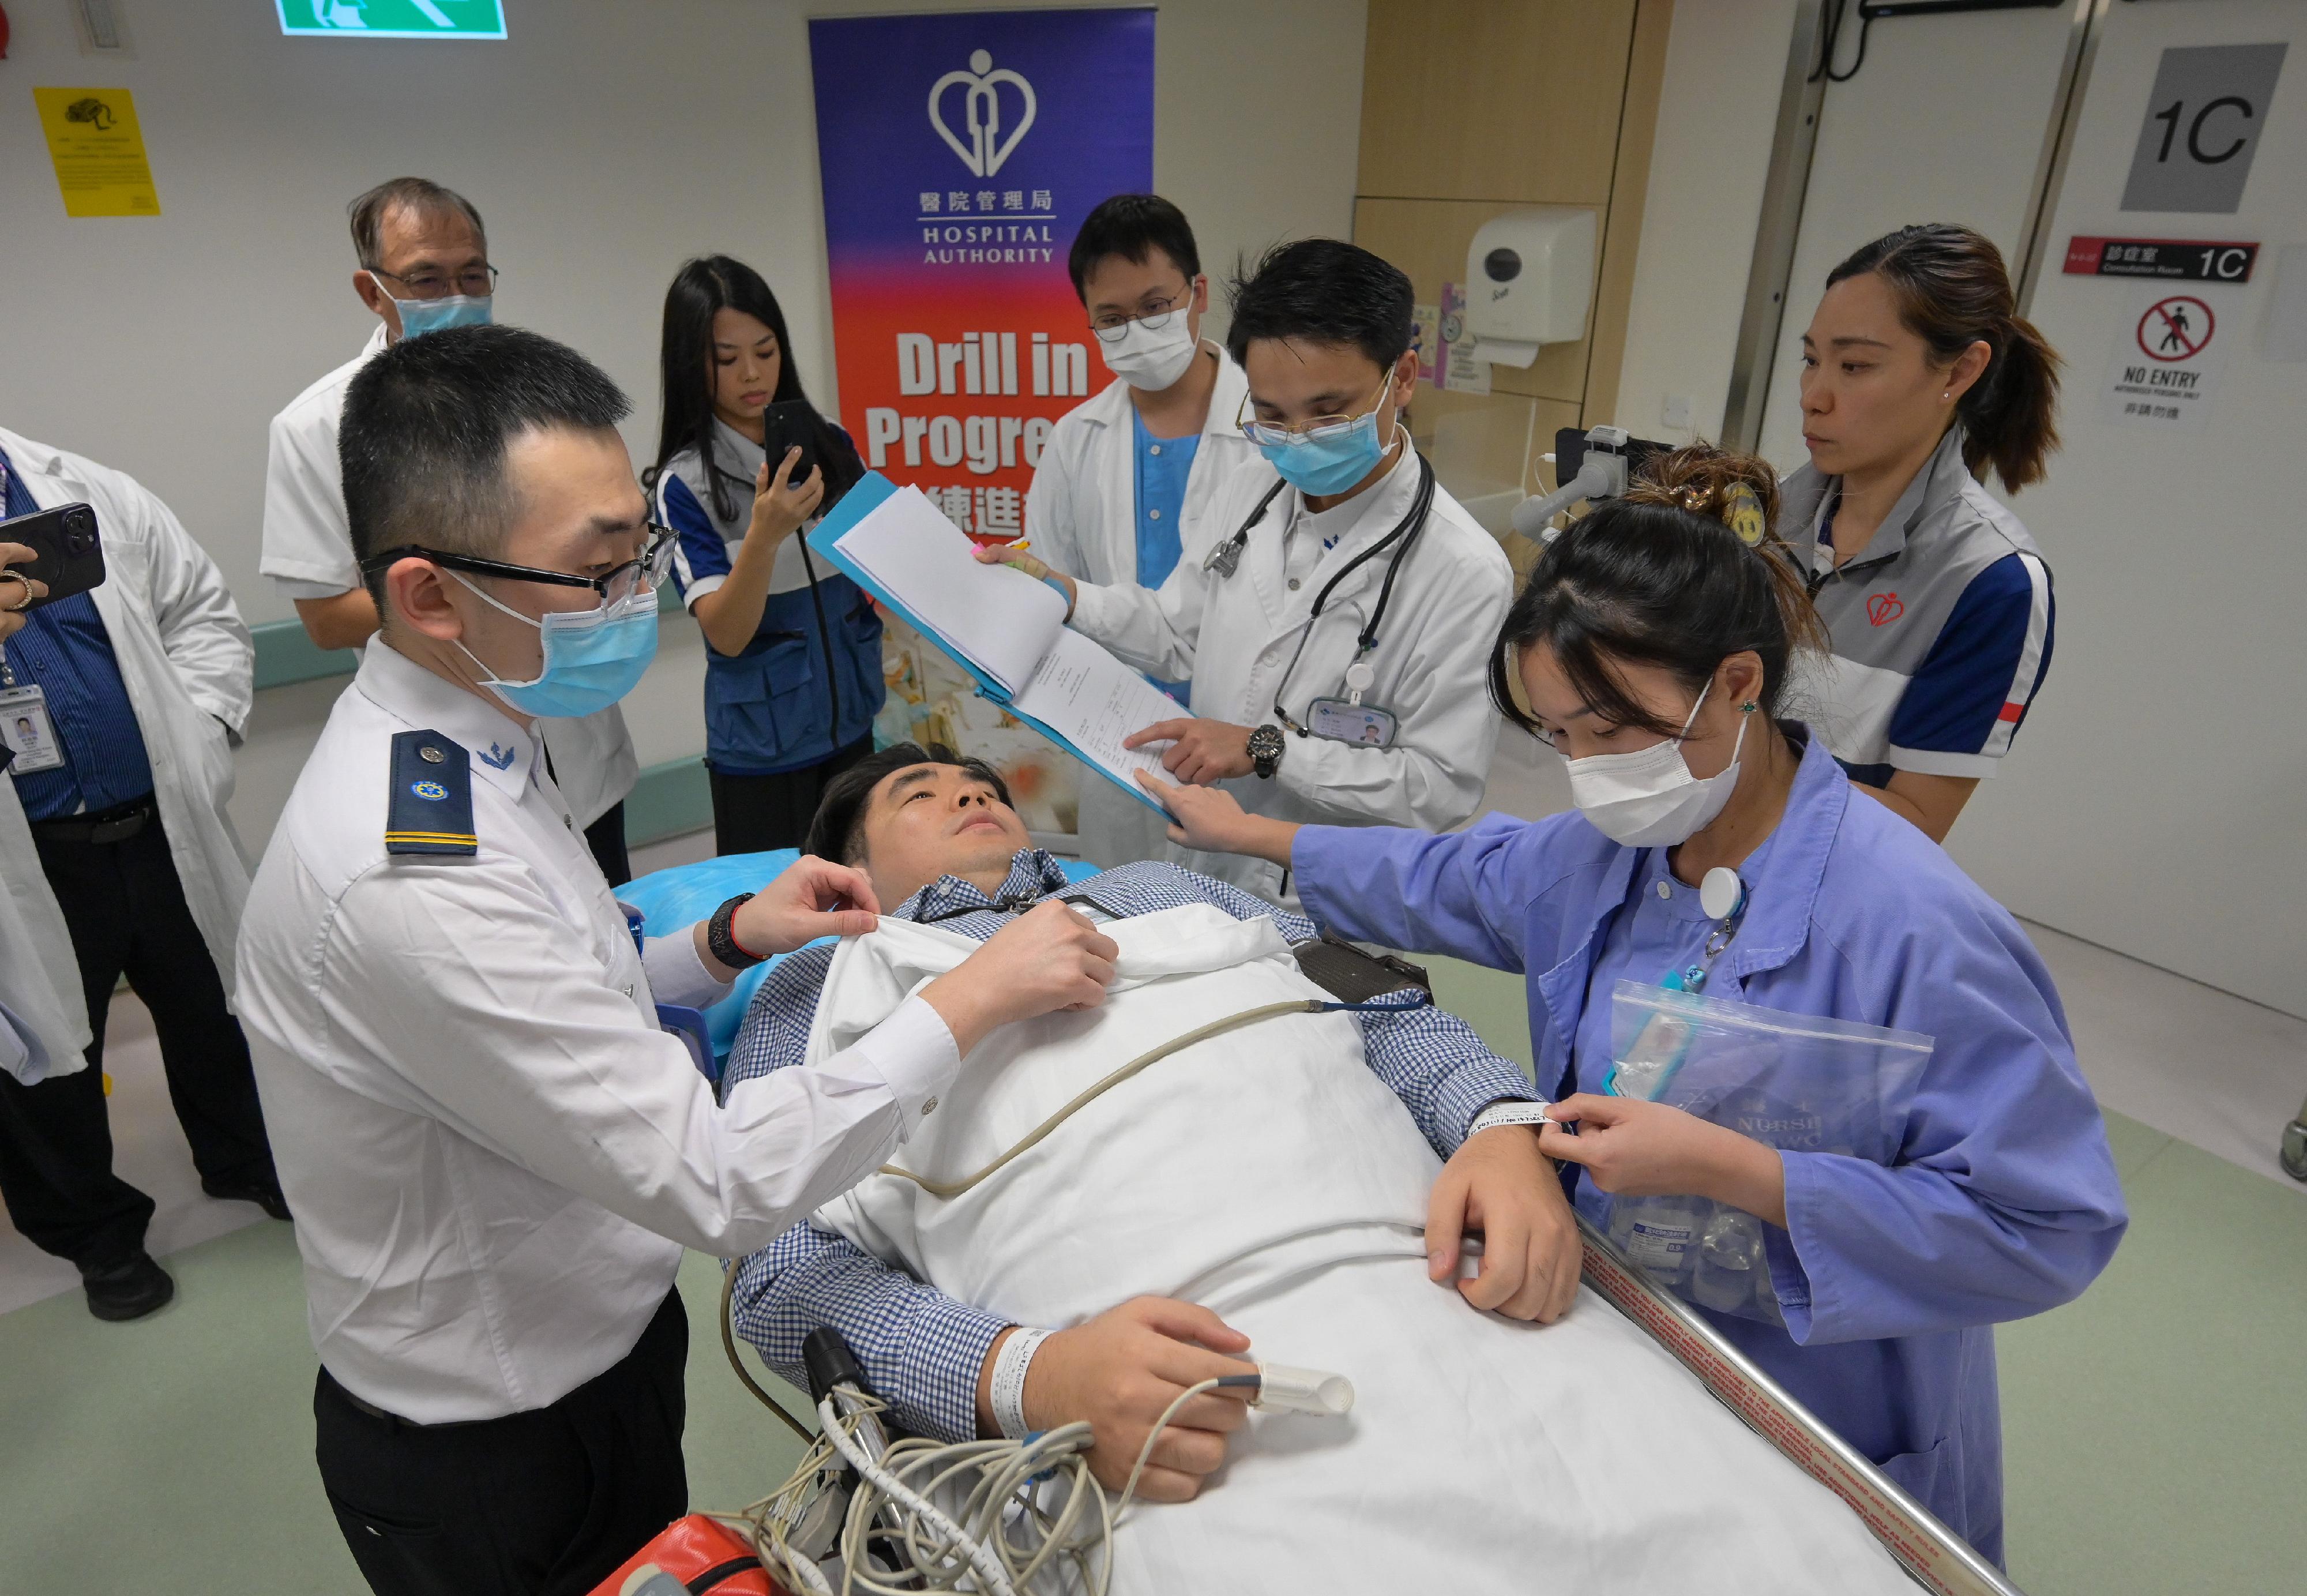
[360,524,675,606]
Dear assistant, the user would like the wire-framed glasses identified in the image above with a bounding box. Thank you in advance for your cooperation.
[369,262,501,300]
[1089,288,1190,342]
[1236,377,1390,450]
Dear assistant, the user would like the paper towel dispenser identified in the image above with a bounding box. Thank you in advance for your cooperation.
[1465,208,1597,367]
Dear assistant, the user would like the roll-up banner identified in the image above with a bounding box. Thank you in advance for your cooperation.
[809,6,1155,539]
[807,7,1156,838]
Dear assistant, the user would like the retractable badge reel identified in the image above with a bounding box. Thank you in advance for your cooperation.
[1305,658,1397,748]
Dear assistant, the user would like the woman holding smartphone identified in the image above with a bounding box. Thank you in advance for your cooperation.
[649,256,885,854]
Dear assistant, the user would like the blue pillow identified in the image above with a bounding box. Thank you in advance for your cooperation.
[620,850,1106,1064]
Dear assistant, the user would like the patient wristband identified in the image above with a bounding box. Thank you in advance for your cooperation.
[990,1325,1052,1440]
[707,893,767,970]
[1469,1099,1556,1137]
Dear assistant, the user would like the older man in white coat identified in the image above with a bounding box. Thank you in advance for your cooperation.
[261,175,640,881]
[991,240,1511,904]
[1023,196,1269,869]
[0,425,280,1321]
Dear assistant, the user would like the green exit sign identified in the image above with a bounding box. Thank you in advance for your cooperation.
[276,1,507,40]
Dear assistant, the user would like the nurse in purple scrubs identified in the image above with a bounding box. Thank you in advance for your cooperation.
[1141,444,2125,1567]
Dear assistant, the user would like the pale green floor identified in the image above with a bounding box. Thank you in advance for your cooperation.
[2,959,2300,1593]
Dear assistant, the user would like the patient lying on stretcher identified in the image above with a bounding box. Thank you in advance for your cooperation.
[723,746,1917,1593]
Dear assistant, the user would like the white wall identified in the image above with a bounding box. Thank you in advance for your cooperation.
[1612,0,1799,444]
[0,0,1364,850]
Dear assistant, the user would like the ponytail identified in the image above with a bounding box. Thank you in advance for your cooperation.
[1827,223,2064,492]
[1490,444,1826,738]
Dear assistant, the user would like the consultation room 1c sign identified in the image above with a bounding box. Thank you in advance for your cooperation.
[276,1,508,40]
[808,7,1155,538]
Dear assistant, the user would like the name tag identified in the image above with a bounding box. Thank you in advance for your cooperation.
[0,685,65,774]
[1305,697,1397,748]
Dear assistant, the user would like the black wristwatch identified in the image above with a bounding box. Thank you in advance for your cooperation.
[706,893,768,970]
[1248,723,1286,780]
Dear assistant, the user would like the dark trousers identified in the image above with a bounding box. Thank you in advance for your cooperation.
[709,734,872,856]
[314,1288,689,1596]
[0,807,275,1268]
[583,800,630,887]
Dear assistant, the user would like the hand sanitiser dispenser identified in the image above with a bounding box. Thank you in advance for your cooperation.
[1465,208,1597,368]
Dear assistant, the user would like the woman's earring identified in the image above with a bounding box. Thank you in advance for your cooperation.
[1741,701,1757,713]
[1941,390,1952,401]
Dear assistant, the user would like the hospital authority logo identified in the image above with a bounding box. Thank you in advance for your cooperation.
[410,780,449,801]
[930,50,1036,177]
[916,49,1058,264]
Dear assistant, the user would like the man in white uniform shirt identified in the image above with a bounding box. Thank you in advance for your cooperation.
[988,241,1512,904]
[261,176,639,882]
[1023,195,1267,868]
[235,325,1118,1596]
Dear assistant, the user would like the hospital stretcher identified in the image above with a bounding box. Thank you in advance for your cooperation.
[593,1214,2023,1596]
[607,854,2022,1592]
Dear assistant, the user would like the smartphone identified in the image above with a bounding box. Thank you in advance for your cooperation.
[0,501,106,610]
[758,400,826,488]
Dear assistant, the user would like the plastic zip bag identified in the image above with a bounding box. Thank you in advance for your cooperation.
[1601,979,1934,1324]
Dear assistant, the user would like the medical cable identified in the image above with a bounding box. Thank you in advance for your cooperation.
[720,1334,1350,1591]
[877,990,1429,1201]
[718,1263,818,1444]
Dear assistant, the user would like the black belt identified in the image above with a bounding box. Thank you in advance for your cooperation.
[27,796,157,846]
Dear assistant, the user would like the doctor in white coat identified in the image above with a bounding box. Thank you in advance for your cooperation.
[989,239,1512,903]
[0,424,280,1320]
[1023,197,1268,867]
[261,176,639,881]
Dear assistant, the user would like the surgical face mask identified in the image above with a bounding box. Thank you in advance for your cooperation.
[1098,306,1199,390]
[449,572,658,719]
[373,275,494,340]
[1565,681,1750,847]
[1254,381,1393,498]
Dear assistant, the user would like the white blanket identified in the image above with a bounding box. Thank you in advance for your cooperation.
[811,905,1915,1593]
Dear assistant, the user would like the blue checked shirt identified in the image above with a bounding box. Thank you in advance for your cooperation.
[722,850,1539,1442]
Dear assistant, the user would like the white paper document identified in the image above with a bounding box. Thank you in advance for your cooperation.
[813,480,1177,813]
[1009,629,1181,805]
[820,484,1066,694]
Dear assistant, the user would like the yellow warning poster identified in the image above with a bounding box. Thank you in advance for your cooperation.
[33,87,161,218]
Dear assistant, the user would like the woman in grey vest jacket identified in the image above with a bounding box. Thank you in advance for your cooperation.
[1783,224,2061,843]
[647,257,884,854]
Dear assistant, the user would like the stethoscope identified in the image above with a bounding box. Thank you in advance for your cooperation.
[1200,444,1437,730]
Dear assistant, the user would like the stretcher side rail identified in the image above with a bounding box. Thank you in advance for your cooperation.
[1576,1216,2024,1596]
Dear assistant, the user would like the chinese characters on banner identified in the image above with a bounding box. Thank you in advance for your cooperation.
[808,8,1155,836]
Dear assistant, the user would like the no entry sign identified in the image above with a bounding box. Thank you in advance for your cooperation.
[2102,289,2226,434]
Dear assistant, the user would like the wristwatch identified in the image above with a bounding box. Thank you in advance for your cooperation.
[706,893,768,970]
[1248,723,1286,780]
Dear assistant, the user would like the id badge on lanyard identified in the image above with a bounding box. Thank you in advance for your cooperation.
[1304,697,1397,748]
[0,684,65,774]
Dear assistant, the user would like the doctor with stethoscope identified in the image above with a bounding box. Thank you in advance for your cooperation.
[984,238,1512,901]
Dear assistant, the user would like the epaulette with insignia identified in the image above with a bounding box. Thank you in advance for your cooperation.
[386,731,477,856]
